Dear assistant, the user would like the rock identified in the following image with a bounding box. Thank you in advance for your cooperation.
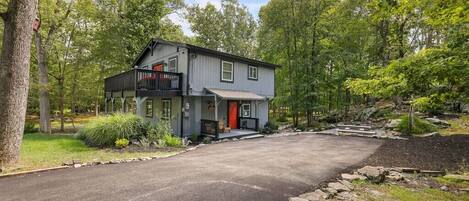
[62,161,74,166]
[336,191,357,201]
[222,139,230,142]
[322,187,338,198]
[299,189,328,200]
[420,170,445,177]
[461,104,469,113]
[385,119,401,129]
[420,132,440,137]
[73,164,82,168]
[357,166,388,183]
[341,173,366,181]
[339,180,354,191]
[425,117,450,128]
[288,197,308,201]
[92,161,101,165]
[440,185,449,191]
[386,171,404,181]
[109,160,121,164]
[396,167,420,173]
[328,182,351,192]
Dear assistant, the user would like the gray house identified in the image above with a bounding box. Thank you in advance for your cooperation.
[104,39,278,139]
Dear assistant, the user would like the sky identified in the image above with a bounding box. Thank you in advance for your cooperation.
[167,0,269,36]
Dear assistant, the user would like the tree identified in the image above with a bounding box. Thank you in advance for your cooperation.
[0,0,38,166]
[186,0,257,57]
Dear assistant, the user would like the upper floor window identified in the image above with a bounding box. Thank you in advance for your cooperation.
[248,66,258,80]
[221,61,234,82]
[168,57,177,72]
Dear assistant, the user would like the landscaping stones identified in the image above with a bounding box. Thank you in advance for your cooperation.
[288,197,308,201]
[386,171,404,181]
[357,166,388,183]
[420,170,446,177]
[425,117,450,128]
[328,182,350,192]
[440,185,449,191]
[73,164,82,168]
[341,173,366,181]
[420,132,440,137]
[299,189,328,200]
[385,119,401,130]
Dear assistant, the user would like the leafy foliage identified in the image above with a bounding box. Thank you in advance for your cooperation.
[78,113,147,147]
[397,115,438,135]
[115,138,129,149]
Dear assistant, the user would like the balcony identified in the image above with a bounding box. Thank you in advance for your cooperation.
[104,69,183,97]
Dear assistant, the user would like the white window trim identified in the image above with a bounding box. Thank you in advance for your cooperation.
[162,99,171,120]
[248,66,258,80]
[145,99,153,117]
[221,61,234,82]
[241,104,251,117]
[168,57,177,72]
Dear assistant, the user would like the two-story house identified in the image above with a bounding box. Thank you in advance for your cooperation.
[104,39,278,139]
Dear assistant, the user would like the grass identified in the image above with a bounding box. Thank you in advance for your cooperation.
[440,114,469,136]
[397,115,438,135]
[353,180,469,201]
[1,133,181,175]
[26,114,98,133]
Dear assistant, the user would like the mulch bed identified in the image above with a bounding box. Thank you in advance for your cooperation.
[359,135,469,171]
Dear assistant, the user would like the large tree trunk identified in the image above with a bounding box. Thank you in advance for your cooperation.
[58,78,65,132]
[0,0,38,166]
[35,32,51,133]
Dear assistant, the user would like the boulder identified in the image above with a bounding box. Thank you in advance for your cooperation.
[425,117,450,128]
[288,197,308,201]
[322,187,338,197]
[420,132,440,137]
[341,173,366,181]
[336,191,357,201]
[299,190,327,201]
[385,119,401,130]
[355,107,377,121]
[328,182,350,192]
[357,166,388,183]
[461,104,469,113]
[440,185,449,191]
[386,171,404,181]
[339,180,354,191]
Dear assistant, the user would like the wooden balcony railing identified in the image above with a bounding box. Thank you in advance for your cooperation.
[104,69,183,96]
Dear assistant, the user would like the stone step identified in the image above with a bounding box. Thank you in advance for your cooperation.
[240,134,265,140]
[337,129,376,135]
[337,124,372,130]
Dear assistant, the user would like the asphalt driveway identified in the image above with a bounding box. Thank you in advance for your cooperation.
[0,134,382,201]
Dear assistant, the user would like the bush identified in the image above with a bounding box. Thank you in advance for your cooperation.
[264,121,279,130]
[202,136,212,144]
[397,115,438,135]
[190,133,199,142]
[115,138,129,149]
[147,120,172,143]
[163,134,183,147]
[24,122,38,133]
[413,96,445,115]
[78,113,147,147]
[277,115,288,122]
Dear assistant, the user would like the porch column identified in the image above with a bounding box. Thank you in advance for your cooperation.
[214,95,218,121]
[135,97,148,117]
[104,98,108,114]
[121,97,125,112]
[111,98,115,113]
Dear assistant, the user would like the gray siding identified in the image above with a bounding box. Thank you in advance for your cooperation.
[141,96,182,136]
[189,54,275,97]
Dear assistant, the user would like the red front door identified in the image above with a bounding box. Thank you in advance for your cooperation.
[228,101,238,129]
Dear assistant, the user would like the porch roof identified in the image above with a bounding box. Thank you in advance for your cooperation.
[205,88,266,101]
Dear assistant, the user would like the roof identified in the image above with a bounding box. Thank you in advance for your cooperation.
[205,88,266,101]
[132,38,280,69]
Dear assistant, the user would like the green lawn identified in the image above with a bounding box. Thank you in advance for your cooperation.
[353,176,469,201]
[2,133,181,175]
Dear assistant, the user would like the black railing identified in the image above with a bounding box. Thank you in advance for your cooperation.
[201,119,219,139]
[104,69,183,93]
[239,117,259,131]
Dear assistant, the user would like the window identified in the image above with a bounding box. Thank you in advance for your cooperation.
[241,104,251,117]
[162,99,171,120]
[248,66,258,80]
[145,100,153,117]
[221,61,234,82]
[168,57,177,72]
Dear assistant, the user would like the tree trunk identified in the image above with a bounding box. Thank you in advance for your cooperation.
[0,0,38,166]
[58,78,65,132]
[35,31,51,133]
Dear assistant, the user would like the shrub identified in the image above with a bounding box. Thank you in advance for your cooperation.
[24,122,38,133]
[147,120,172,143]
[163,134,183,147]
[78,113,147,147]
[115,138,129,149]
[190,133,199,142]
[413,96,445,115]
[397,115,438,135]
[264,121,279,130]
[202,136,212,144]
[277,115,288,122]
